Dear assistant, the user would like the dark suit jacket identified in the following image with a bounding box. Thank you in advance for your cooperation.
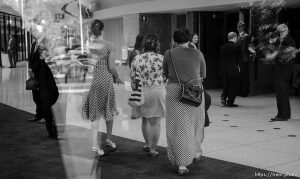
[237,32,250,63]
[29,41,59,108]
[220,41,243,77]
[275,35,296,65]
[8,38,16,52]
[272,35,296,81]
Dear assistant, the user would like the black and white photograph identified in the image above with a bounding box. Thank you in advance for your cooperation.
[0,0,300,178]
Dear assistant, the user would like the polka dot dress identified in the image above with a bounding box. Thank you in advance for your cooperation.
[166,82,205,167]
[82,39,118,121]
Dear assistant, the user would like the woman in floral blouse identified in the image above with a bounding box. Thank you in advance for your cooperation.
[131,34,166,157]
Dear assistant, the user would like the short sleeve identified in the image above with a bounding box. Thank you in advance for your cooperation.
[109,42,116,53]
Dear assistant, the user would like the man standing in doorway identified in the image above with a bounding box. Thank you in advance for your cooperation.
[8,34,17,68]
[220,32,242,107]
[237,21,250,97]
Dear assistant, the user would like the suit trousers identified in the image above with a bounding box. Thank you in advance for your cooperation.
[44,107,57,138]
[33,90,57,137]
[32,90,43,119]
[274,65,292,119]
[239,62,250,97]
[8,50,16,67]
[204,91,211,127]
[222,75,239,105]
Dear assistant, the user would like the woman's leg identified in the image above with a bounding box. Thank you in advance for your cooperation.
[149,117,161,153]
[142,117,150,147]
[105,119,114,141]
[91,119,101,148]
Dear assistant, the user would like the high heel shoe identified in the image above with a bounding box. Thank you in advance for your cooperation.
[92,147,104,156]
[178,168,189,176]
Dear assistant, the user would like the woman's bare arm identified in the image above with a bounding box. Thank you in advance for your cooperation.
[108,51,122,83]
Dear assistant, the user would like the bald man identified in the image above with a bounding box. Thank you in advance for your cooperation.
[220,32,243,107]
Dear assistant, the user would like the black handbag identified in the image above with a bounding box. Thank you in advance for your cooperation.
[26,77,38,90]
[169,51,203,107]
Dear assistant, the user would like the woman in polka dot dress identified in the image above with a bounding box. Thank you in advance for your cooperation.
[82,19,122,156]
[163,29,206,175]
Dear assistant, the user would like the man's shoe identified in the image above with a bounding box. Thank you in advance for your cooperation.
[271,117,288,121]
[27,117,42,122]
[227,104,238,107]
[221,98,227,107]
[49,132,58,139]
[221,100,226,107]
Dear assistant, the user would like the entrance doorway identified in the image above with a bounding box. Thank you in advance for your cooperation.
[199,11,239,89]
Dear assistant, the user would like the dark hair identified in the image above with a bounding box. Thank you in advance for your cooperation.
[134,35,144,50]
[190,33,199,42]
[144,34,159,53]
[192,33,198,38]
[173,28,191,44]
[90,19,104,37]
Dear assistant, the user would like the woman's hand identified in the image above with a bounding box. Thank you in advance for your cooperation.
[114,77,123,85]
[131,81,137,90]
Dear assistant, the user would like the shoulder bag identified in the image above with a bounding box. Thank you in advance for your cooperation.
[169,51,203,107]
[128,72,145,107]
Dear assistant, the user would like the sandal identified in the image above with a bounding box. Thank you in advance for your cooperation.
[149,151,159,158]
[92,147,104,156]
[105,140,117,151]
[143,146,150,152]
[194,150,202,162]
[178,168,189,176]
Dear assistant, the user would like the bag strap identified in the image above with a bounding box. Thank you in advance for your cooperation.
[169,50,202,87]
[135,50,140,55]
[168,50,182,86]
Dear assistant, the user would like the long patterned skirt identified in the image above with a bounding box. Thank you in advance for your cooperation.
[82,66,118,121]
[166,82,205,167]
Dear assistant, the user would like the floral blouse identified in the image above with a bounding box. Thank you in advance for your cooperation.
[131,52,164,86]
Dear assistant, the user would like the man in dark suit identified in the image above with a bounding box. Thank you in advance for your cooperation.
[271,24,295,121]
[220,32,242,107]
[28,37,59,139]
[236,21,250,97]
[8,34,17,68]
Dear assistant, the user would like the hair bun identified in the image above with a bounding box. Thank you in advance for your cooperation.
[91,19,104,37]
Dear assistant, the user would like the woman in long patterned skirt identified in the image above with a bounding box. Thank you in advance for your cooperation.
[82,19,122,156]
[163,28,206,175]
